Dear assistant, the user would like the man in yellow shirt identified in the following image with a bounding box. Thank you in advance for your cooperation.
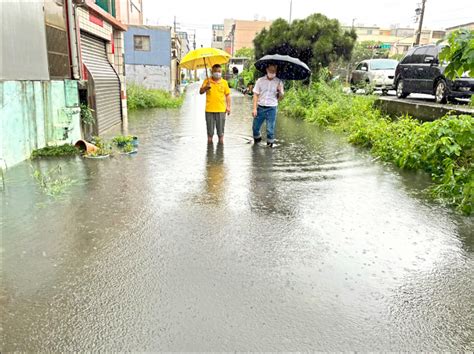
[199,64,231,144]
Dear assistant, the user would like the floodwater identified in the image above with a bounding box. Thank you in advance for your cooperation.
[1,84,473,351]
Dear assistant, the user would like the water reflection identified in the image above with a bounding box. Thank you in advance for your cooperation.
[248,145,293,217]
[199,143,227,205]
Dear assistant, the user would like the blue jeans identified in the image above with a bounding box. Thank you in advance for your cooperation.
[253,105,277,143]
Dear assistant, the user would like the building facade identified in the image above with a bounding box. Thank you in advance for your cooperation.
[177,31,191,57]
[1,0,81,167]
[171,32,182,93]
[446,22,474,34]
[212,19,272,55]
[115,0,143,25]
[0,0,138,166]
[124,25,172,91]
[211,24,225,50]
[343,25,446,56]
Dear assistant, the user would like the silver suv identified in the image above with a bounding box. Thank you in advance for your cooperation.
[350,59,399,94]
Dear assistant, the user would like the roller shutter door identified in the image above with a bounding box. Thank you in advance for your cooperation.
[81,32,122,133]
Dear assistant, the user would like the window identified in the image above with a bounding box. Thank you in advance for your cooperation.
[370,59,398,70]
[424,46,438,58]
[356,63,363,70]
[401,48,416,64]
[134,35,150,51]
[216,36,223,42]
[411,47,428,64]
[367,29,373,34]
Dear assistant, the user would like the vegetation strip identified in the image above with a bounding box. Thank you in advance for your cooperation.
[280,80,473,215]
[31,144,80,159]
[127,84,184,110]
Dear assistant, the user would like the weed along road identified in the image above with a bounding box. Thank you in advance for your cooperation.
[1,84,473,351]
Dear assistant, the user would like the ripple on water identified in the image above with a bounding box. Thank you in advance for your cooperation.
[1,85,473,351]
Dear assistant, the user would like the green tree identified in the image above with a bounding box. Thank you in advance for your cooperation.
[439,29,474,79]
[234,47,255,60]
[253,14,357,74]
[234,47,255,71]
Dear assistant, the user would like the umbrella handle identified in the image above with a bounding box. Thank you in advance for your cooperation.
[203,57,209,79]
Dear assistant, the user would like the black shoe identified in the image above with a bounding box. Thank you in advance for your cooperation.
[254,137,262,144]
[267,142,274,148]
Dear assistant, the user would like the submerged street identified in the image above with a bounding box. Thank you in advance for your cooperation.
[1,84,473,351]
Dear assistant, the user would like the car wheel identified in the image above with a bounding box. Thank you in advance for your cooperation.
[435,79,448,104]
[382,89,388,96]
[350,80,357,93]
[396,80,408,98]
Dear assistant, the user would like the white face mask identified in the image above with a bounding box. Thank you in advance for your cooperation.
[267,72,276,79]
[212,72,222,79]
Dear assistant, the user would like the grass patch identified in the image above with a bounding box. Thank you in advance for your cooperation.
[31,144,80,159]
[280,81,474,215]
[127,84,183,110]
[32,165,75,197]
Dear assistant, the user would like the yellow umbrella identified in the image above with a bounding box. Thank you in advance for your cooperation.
[180,47,231,78]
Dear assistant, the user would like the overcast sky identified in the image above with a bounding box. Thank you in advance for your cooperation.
[143,0,473,47]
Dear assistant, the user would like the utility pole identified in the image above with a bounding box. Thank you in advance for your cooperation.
[289,0,293,23]
[352,18,356,29]
[415,0,426,45]
[174,16,177,33]
[193,29,196,50]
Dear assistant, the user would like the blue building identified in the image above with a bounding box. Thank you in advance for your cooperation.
[124,25,172,91]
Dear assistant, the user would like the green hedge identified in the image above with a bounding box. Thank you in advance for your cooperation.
[280,81,473,214]
[127,84,183,110]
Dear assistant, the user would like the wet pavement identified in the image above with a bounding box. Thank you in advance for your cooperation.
[1,83,473,351]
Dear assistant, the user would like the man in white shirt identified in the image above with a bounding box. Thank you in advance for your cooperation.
[252,64,284,147]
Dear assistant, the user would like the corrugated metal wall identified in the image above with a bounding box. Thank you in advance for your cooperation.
[81,32,122,134]
[0,0,49,80]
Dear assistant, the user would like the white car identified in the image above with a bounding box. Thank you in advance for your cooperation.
[351,59,399,94]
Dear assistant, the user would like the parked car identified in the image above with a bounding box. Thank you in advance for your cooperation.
[350,59,398,94]
[394,44,474,103]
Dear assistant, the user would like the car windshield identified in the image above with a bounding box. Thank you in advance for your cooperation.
[370,59,398,70]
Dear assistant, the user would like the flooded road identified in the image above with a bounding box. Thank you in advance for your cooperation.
[1,84,473,351]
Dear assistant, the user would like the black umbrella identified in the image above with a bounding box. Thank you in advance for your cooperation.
[255,54,311,80]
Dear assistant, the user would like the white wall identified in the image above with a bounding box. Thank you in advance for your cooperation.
[125,64,170,91]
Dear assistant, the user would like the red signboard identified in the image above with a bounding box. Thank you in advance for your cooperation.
[89,13,103,27]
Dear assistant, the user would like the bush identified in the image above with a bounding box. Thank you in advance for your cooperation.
[31,144,80,159]
[127,84,183,110]
[280,81,474,214]
[80,103,95,126]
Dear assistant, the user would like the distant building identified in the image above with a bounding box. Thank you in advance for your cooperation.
[211,24,225,50]
[212,19,272,55]
[171,31,182,93]
[115,0,144,25]
[446,22,474,34]
[177,31,191,57]
[124,25,172,91]
[343,25,446,56]
[177,31,192,80]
